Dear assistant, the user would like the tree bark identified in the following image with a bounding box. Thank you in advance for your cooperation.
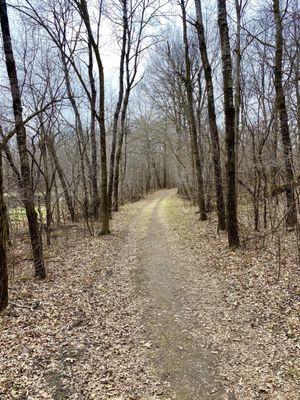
[217,0,240,247]
[108,0,127,215]
[61,52,90,220]
[76,0,110,234]
[180,0,207,220]
[0,145,8,311]
[273,0,297,227]
[234,0,242,205]
[88,42,100,219]
[53,172,61,224]
[113,89,129,212]
[46,137,76,222]
[194,0,226,229]
[39,125,52,245]
[0,0,46,277]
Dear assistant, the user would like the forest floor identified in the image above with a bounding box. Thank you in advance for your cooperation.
[0,190,299,399]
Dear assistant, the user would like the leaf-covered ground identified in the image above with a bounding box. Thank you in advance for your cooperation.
[0,200,161,399]
[0,190,299,399]
[163,191,300,399]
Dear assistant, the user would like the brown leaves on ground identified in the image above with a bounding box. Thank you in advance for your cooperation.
[164,194,300,400]
[0,205,161,400]
[1,191,299,399]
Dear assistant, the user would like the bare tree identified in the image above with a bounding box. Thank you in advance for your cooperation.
[0,144,8,311]
[273,0,297,227]
[180,0,206,220]
[217,0,240,247]
[74,0,110,234]
[88,41,100,219]
[0,0,46,277]
[108,0,128,215]
[46,134,76,222]
[194,0,226,229]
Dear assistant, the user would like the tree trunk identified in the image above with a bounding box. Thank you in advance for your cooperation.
[77,136,90,221]
[234,0,242,209]
[0,145,8,311]
[60,52,90,220]
[120,128,128,199]
[108,0,127,215]
[0,0,46,277]
[194,0,226,229]
[40,130,52,245]
[273,0,297,227]
[163,143,167,188]
[217,0,240,247]
[271,111,279,192]
[113,90,129,212]
[180,0,207,221]
[77,0,110,234]
[46,137,76,222]
[88,42,100,219]
[53,172,61,225]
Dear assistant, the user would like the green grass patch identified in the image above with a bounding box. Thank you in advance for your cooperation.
[287,367,300,379]
[9,206,47,221]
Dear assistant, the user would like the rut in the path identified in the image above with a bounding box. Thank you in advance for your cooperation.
[136,190,226,400]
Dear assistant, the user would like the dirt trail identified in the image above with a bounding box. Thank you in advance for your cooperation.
[2,190,298,399]
[135,190,226,400]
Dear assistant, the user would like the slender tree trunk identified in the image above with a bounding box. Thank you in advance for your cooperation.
[234,0,242,204]
[0,0,46,277]
[45,185,52,245]
[273,0,297,227]
[97,73,110,234]
[53,172,61,224]
[194,0,226,229]
[217,0,240,247]
[113,90,129,212]
[40,130,52,245]
[77,137,89,221]
[108,0,127,215]
[0,145,8,311]
[163,143,167,188]
[88,43,100,219]
[120,129,128,200]
[152,159,162,189]
[180,0,206,220]
[77,0,110,234]
[61,52,90,219]
[271,111,279,191]
[46,137,75,222]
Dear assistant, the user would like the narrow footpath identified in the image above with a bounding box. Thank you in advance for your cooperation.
[1,190,298,400]
[134,190,226,399]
